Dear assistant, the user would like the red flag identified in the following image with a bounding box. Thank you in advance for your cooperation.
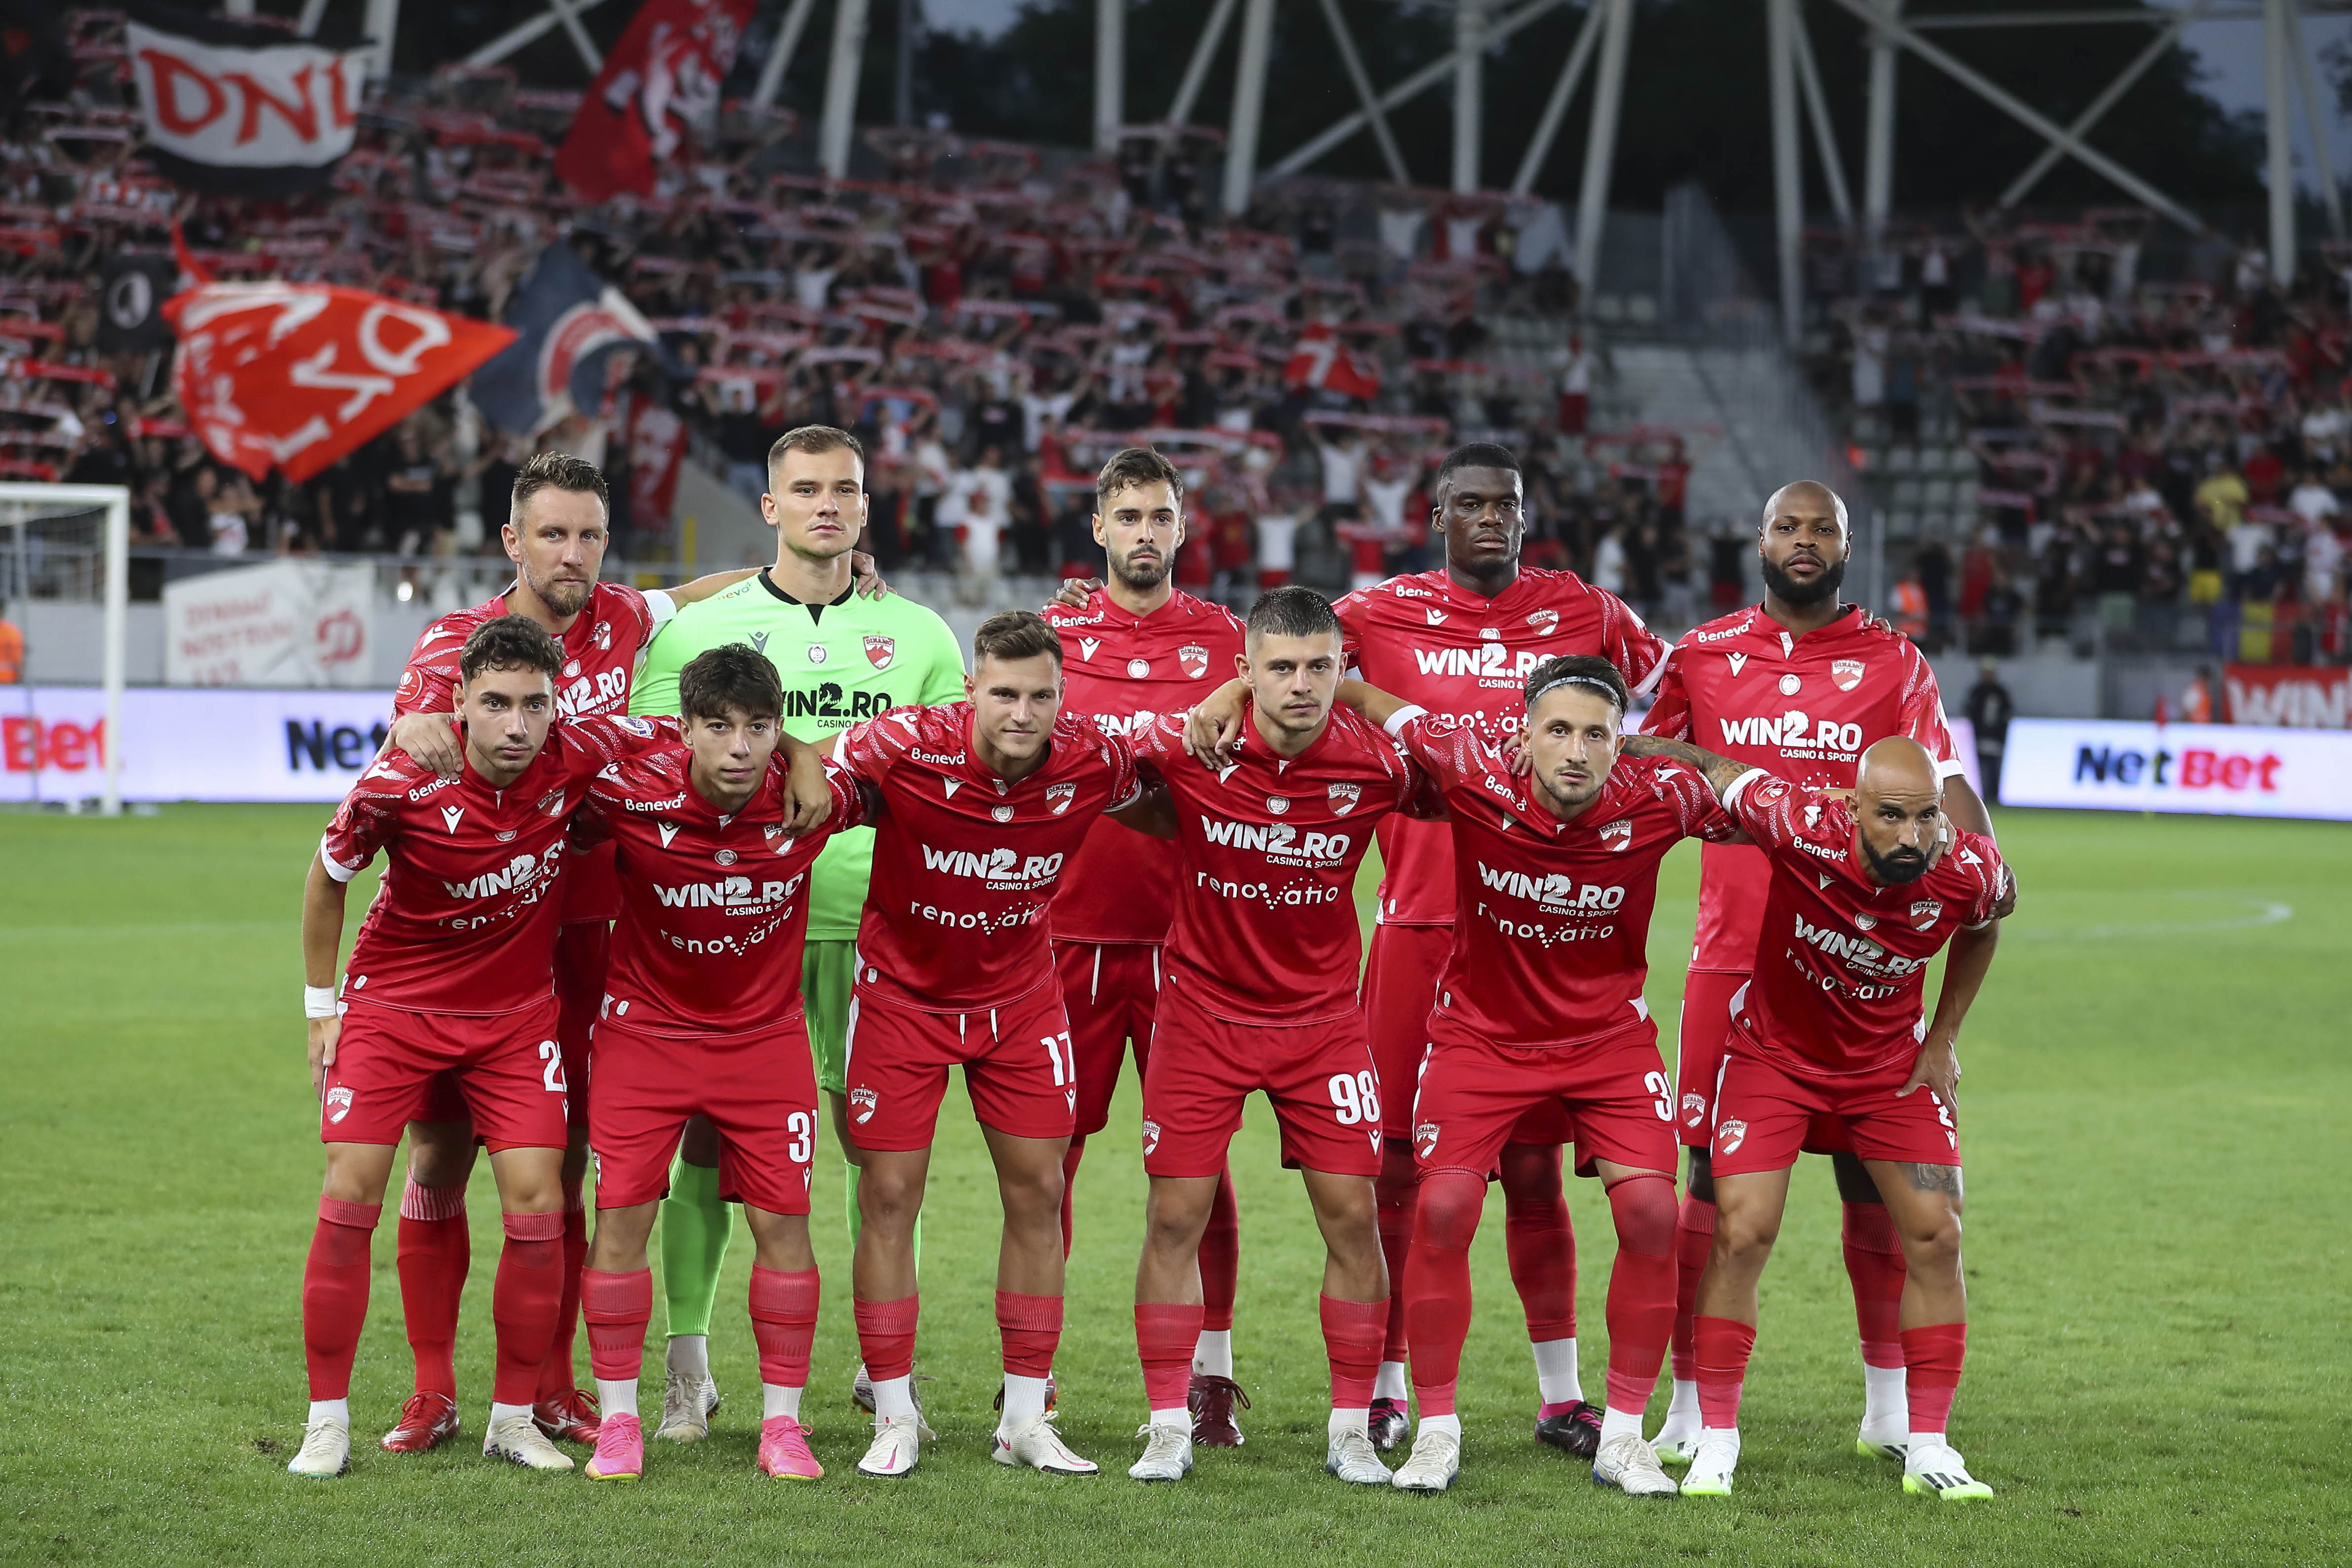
[625,399,687,531]
[554,0,756,203]
[162,281,516,483]
[1284,321,1381,401]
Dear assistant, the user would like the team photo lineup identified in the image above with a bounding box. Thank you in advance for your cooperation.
[288,428,2016,1504]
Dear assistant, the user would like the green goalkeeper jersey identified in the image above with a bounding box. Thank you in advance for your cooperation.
[631,572,967,940]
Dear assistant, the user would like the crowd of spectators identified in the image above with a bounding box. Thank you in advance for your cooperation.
[1811,209,2352,666]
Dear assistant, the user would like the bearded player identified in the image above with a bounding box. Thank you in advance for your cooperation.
[1615,731,2008,1502]
[630,426,965,1440]
[375,453,771,1453]
[570,646,855,1485]
[1640,480,2005,1468]
[1038,447,1252,1444]
[1121,588,1427,1490]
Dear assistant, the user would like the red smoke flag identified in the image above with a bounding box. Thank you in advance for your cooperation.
[162,279,515,483]
[625,399,688,531]
[1284,321,1382,401]
[554,0,756,203]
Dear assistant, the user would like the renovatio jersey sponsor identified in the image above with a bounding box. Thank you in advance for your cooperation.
[1639,603,1962,972]
[1130,704,1425,1025]
[578,744,862,1037]
[1721,770,2005,1078]
[1388,710,1738,1050]
[1333,567,1669,928]
[394,581,672,923]
[632,573,966,942]
[1041,588,1248,944]
[830,702,1140,1011]
[317,715,677,1015]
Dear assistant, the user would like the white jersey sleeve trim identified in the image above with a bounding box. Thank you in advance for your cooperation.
[1720,767,1769,811]
[319,836,359,883]
[1630,647,1672,697]
[642,588,678,630]
[1381,704,1428,737]
[1936,756,1968,779]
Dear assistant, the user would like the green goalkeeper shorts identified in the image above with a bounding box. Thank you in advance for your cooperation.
[803,940,856,1096]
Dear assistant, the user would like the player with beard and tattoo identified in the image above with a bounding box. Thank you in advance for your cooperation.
[1637,480,2007,1468]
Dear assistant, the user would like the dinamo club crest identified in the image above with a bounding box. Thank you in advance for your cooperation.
[1178,643,1209,679]
[1140,1119,1161,1155]
[864,634,896,669]
[1527,609,1559,633]
[1328,783,1361,815]
[1047,782,1077,816]
[849,1088,878,1125]
[1911,899,1943,929]
[1832,658,1864,691]
[1413,1122,1441,1159]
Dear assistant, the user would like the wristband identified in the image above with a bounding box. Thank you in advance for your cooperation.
[304,985,340,1019]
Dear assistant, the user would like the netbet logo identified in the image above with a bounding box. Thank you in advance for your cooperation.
[1199,817,1351,862]
[1414,645,1544,689]
[1718,711,1864,753]
[920,845,1066,887]
[1476,862,1625,912]
[653,872,806,910]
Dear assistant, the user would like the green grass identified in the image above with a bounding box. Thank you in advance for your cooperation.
[2,804,2348,1566]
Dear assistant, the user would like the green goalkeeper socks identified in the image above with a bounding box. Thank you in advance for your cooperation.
[844,1161,919,1274]
[660,1156,732,1339]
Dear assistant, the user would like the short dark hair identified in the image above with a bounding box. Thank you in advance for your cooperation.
[679,644,784,725]
[1434,441,1522,498]
[1246,585,1341,642]
[1523,653,1628,717]
[768,425,864,475]
[458,616,563,685]
[1096,446,1184,510]
[973,609,1062,667]
[510,450,609,525]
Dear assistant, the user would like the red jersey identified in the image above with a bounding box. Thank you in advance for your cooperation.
[393,581,673,923]
[319,715,675,1016]
[1132,703,1425,1026]
[1040,588,1248,944]
[1390,710,1738,1049]
[1723,770,2006,1077]
[579,745,863,1038]
[831,703,1142,1011]
[1333,567,1670,928]
[1640,604,1963,973]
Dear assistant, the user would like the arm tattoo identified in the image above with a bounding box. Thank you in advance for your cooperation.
[1619,733,1756,798]
[1904,1163,1962,1196]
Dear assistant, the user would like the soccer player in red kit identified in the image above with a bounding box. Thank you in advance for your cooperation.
[828,612,1157,1481]
[1122,588,1425,1490]
[288,618,680,1479]
[1639,479,2003,1466]
[377,452,761,1452]
[1616,731,2007,1502]
[1038,447,1252,1443]
[568,646,849,1485]
[1313,656,1737,1495]
[1325,442,1672,1456]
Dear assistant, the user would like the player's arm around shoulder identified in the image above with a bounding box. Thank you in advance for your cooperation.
[1617,732,1763,805]
[562,713,682,774]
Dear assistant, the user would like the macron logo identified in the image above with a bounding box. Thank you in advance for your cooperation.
[1425,608,1448,626]
[943,779,962,799]
[658,822,680,848]
[1080,637,1102,661]
[1727,652,1748,675]
[440,806,465,834]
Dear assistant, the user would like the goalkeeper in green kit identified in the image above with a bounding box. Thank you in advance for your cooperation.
[630,425,965,1438]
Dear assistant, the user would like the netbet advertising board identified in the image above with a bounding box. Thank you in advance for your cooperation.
[2000,719,2352,822]
[0,687,393,804]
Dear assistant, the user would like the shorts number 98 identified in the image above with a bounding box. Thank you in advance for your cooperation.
[1328,1070,1381,1127]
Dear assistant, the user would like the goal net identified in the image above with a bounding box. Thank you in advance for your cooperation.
[0,483,130,815]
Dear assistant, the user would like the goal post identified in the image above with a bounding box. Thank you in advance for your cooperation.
[0,483,131,817]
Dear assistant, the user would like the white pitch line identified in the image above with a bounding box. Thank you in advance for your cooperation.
[2008,894,2295,941]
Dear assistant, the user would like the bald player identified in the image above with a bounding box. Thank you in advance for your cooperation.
[1616,731,2008,1502]
[1640,479,2007,1467]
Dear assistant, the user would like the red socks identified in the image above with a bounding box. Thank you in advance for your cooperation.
[1198,1170,1240,1333]
[395,1179,467,1399]
[303,1197,381,1400]
[1692,1315,1756,1428]
[1320,1294,1384,1410]
[750,1267,820,1390]
[1059,1140,1085,1260]
[1602,1175,1677,1417]
[1902,1322,1967,1438]
[854,1294,919,1383]
[1135,1301,1202,1411]
[1403,1169,1484,1417]
[491,1210,566,1406]
[537,1186,589,1401]
[1503,1155,1577,1344]
[1842,1201,1910,1372]
[580,1266,652,1383]
[1374,1143,1417,1365]
[996,1290,1062,1379]
[1670,1194,1717,1381]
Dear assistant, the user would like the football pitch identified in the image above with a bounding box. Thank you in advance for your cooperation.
[2,804,2347,1566]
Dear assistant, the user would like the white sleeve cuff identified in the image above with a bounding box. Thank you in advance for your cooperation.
[1630,649,1672,697]
[1381,704,1427,737]
[1719,767,1769,811]
[318,837,358,883]
[1936,756,1968,779]
[642,588,678,629]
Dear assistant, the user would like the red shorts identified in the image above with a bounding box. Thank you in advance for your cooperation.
[1410,1023,1678,1182]
[587,1012,816,1215]
[1141,989,1383,1179]
[1055,940,1163,1137]
[1709,1042,1961,1177]
[1360,923,1446,1140]
[322,994,568,1151]
[841,979,1076,1151]
[1675,969,1859,1157]
[418,919,609,1131]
